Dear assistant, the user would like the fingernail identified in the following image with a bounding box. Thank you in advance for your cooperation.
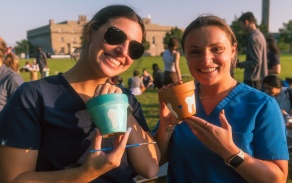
[126,127,132,134]
[221,109,225,114]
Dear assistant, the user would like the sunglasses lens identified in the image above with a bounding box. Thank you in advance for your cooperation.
[104,27,127,45]
[129,41,145,60]
[104,27,144,60]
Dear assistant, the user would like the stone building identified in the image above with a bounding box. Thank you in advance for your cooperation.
[27,15,86,56]
[27,15,182,57]
[143,17,181,56]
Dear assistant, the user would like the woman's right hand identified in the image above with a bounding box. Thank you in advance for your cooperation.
[80,128,132,181]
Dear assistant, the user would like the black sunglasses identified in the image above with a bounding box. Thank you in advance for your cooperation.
[100,26,144,60]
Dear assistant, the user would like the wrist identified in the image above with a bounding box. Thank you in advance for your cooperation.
[224,149,245,168]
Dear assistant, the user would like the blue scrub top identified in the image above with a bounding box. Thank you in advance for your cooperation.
[158,82,289,183]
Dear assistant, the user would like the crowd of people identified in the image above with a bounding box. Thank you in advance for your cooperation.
[0,5,291,183]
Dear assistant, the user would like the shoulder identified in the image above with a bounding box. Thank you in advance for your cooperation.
[174,51,180,57]
[1,70,24,86]
[235,83,274,105]
[17,75,64,95]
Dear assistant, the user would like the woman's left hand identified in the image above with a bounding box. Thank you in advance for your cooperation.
[94,82,122,96]
[185,109,239,160]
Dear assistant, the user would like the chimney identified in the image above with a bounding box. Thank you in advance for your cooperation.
[49,19,55,25]
[78,15,87,25]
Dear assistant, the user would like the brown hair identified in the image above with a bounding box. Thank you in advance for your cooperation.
[266,36,280,55]
[167,37,179,49]
[0,37,7,59]
[75,5,145,57]
[238,12,256,24]
[4,53,20,72]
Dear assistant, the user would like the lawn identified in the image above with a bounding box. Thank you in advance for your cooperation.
[19,54,292,182]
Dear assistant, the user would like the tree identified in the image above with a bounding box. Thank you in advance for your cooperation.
[163,27,183,52]
[142,37,150,51]
[259,23,269,37]
[14,39,35,58]
[279,20,292,53]
[230,17,247,54]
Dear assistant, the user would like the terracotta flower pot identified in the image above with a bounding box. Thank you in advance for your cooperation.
[158,81,196,120]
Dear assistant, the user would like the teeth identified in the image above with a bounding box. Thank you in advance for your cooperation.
[106,55,121,66]
[200,68,216,73]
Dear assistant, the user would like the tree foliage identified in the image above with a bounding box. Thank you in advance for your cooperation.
[230,18,247,53]
[142,37,150,50]
[163,27,183,51]
[14,39,35,58]
[279,20,292,53]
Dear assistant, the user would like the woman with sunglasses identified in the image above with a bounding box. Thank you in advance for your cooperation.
[154,15,288,182]
[0,5,160,183]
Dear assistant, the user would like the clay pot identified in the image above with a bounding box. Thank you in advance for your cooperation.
[86,93,129,138]
[158,81,196,120]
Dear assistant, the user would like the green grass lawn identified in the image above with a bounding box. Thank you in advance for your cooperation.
[19,54,292,182]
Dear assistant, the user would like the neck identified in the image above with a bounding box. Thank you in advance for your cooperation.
[199,79,237,101]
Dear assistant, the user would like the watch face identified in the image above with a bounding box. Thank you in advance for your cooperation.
[230,155,244,168]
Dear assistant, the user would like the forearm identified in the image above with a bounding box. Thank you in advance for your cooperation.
[11,167,104,183]
[268,65,281,75]
[231,153,288,183]
[176,69,181,81]
[153,120,175,166]
[126,115,160,178]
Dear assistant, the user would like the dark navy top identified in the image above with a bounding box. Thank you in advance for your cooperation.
[0,74,149,183]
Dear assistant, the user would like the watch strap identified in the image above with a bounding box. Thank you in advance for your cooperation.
[225,149,244,168]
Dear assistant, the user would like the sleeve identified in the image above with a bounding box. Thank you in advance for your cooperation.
[252,97,289,160]
[6,75,24,98]
[0,82,43,150]
[270,53,280,65]
[241,38,261,69]
[122,88,150,132]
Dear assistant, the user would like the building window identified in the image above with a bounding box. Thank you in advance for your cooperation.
[60,47,65,54]
[72,37,77,43]
[152,36,156,44]
[60,37,64,42]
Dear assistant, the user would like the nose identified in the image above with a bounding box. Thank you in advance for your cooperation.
[115,40,130,58]
[200,50,214,65]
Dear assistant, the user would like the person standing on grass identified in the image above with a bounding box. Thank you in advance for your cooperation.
[154,14,288,182]
[35,46,48,78]
[162,37,182,85]
[0,5,160,183]
[236,12,268,90]
[266,36,281,75]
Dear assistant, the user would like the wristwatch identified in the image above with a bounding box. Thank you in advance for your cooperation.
[225,149,245,168]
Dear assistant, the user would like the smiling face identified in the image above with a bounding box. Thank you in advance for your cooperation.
[183,26,236,86]
[86,17,143,78]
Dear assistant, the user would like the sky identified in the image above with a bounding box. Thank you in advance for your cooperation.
[1,0,292,47]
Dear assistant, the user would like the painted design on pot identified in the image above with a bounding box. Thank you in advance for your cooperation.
[185,94,196,113]
[108,109,119,129]
[166,103,178,118]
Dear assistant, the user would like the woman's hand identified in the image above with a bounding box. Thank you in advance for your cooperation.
[185,110,239,160]
[94,82,122,96]
[80,128,132,181]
